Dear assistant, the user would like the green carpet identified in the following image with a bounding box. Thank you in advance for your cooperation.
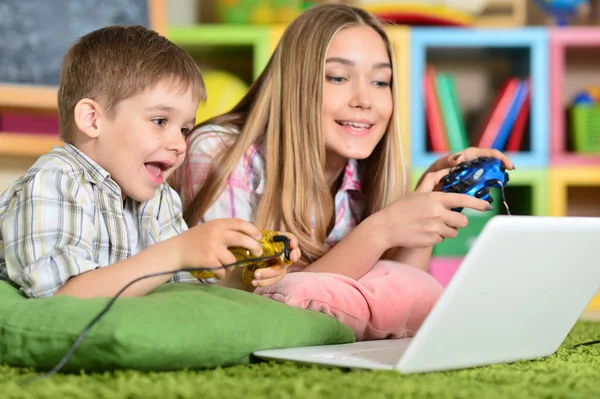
[2,320,600,399]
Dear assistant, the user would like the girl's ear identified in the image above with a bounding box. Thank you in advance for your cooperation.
[73,98,102,139]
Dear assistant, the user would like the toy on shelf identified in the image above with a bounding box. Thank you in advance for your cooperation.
[570,86,600,154]
[356,0,489,26]
[195,70,249,124]
[216,0,305,24]
[572,86,600,105]
[533,0,590,26]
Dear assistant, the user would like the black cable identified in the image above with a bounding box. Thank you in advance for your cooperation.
[498,184,511,216]
[573,340,600,349]
[490,179,511,216]
[25,249,286,382]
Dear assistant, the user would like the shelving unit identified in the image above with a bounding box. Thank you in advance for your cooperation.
[0,86,62,158]
[550,28,600,165]
[0,133,60,158]
[169,25,277,82]
[387,26,412,165]
[549,166,600,216]
[410,27,549,169]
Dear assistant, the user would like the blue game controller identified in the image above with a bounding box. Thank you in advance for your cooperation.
[439,156,510,212]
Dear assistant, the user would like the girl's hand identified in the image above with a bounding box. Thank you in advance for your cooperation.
[250,231,301,287]
[376,169,492,250]
[427,147,515,176]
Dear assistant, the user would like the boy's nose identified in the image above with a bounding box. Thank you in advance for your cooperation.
[166,131,187,155]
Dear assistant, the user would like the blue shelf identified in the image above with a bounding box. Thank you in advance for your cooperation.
[410,28,549,169]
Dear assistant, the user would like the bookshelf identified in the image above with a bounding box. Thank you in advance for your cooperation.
[410,27,549,169]
[550,28,600,166]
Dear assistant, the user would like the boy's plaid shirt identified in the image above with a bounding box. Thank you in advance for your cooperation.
[0,143,196,298]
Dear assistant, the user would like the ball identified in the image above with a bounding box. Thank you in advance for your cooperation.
[196,70,249,124]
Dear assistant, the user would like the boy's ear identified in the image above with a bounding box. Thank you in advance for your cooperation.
[73,98,102,139]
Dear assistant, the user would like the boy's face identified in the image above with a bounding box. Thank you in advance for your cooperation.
[96,80,198,201]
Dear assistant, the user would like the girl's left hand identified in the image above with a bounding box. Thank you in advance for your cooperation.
[427,147,515,175]
[250,231,301,288]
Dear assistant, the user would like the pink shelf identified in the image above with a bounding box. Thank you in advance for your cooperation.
[552,153,600,166]
[0,112,59,136]
[550,28,600,165]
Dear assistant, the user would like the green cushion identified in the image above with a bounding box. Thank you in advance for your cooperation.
[0,281,354,372]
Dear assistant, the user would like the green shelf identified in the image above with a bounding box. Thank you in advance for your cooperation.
[168,25,274,79]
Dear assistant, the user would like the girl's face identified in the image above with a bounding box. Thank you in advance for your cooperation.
[321,25,393,173]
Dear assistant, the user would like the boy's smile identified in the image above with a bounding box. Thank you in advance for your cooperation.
[145,160,176,185]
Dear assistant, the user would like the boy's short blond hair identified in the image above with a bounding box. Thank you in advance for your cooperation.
[58,25,205,142]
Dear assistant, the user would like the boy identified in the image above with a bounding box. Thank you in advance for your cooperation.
[0,25,298,299]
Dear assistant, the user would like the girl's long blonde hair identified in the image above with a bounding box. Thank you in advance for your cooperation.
[175,3,406,266]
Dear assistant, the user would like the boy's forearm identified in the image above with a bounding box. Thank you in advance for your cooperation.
[301,217,387,280]
[54,238,184,298]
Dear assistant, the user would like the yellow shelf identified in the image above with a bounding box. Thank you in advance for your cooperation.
[0,84,58,111]
[549,166,600,216]
[0,133,61,158]
[387,26,411,167]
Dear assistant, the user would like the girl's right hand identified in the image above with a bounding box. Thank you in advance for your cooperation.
[376,169,493,249]
[175,218,264,279]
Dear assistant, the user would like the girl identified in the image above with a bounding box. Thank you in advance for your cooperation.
[172,4,514,341]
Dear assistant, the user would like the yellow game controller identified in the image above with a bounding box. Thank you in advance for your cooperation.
[190,230,292,284]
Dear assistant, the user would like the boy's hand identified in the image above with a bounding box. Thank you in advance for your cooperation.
[177,219,263,279]
[250,231,301,287]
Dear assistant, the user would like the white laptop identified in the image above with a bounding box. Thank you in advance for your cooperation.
[253,215,600,374]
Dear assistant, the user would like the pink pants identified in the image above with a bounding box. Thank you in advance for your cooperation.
[254,260,444,341]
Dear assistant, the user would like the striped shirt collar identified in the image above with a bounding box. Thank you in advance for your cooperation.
[62,142,122,198]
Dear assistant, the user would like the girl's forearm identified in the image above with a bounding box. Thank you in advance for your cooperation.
[301,215,388,280]
[392,247,433,272]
